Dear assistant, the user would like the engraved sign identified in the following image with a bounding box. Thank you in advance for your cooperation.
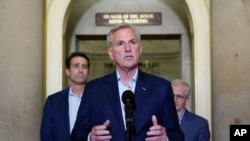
[95,12,162,26]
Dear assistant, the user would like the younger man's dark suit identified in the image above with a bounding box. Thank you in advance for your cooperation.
[40,88,71,141]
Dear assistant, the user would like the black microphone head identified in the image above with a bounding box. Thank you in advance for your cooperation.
[122,90,134,105]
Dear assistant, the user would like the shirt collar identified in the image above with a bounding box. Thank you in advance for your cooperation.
[69,87,82,98]
[116,68,138,82]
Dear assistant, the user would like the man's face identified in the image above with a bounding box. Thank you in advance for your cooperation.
[66,56,89,85]
[108,28,142,71]
[172,85,189,112]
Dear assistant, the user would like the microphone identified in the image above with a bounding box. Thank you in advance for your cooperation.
[122,90,135,111]
[122,90,135,141]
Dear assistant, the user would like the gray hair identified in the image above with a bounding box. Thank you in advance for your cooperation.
[171,79,191,96]
[107,23,141,47]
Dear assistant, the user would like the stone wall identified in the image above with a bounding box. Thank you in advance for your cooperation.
[212,0,250,140]
[0,0,43,140]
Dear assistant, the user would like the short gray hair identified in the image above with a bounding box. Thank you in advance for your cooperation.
[106,23,141,47]
[171,79,191,96]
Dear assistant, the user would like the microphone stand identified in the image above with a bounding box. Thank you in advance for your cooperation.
[125,102,135,141]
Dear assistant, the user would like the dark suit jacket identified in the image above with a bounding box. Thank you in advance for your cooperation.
[180,109,210,141]
[71,70,184,141]
[40,88,71,141]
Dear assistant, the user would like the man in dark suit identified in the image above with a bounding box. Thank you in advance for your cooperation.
[40,52,90,141]
[71,23,184,141]
[171,79,210,141]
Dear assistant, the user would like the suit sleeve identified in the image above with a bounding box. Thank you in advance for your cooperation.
[40,97,54,141]
[198,120,210,141]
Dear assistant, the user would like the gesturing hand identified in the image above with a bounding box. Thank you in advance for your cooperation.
[145,115,167,141]
[90,120,112,141]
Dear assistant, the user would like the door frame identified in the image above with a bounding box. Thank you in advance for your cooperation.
[44,0,211,134]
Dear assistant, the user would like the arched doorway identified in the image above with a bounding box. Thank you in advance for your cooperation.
[44,0,211,135]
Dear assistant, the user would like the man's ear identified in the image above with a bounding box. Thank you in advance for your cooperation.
[139,44,142,56]
[65,69,70,77]
[108,48,114,60]
[185,97,190,105]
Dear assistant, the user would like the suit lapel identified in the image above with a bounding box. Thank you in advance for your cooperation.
[133,70,152,120]
[180,109,191,131]
[103,70,152,132]
[62,88,70,134]
[105,72,126,132]
[133,70,152,128]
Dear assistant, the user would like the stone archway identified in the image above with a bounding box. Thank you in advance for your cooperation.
[184,0,212,134]
[44,0,211,133]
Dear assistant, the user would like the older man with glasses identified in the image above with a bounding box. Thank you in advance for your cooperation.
[171,79,210,141]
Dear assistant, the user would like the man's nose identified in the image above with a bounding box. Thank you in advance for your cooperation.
[124,43,131,51]
[78,67,84,72]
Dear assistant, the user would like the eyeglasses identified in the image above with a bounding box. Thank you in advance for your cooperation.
[174,94,187,100]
